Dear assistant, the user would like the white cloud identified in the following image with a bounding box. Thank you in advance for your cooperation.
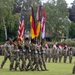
[66,0,74,7]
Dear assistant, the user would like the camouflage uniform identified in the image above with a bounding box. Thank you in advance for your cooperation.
[52,48,57,63]
[38,45,44,71]
[69,48,73,63]
[55,48,59,63]
[45,48,48,62]
[18,44,27,71]
[10,44,21,71]
[59,49,62,63]
[0,42,11,68]
[41,45,48,71]
[63,47,68,63]
[33,44,39,71]
[48,48,52,63]
[25,43,33,70]
[9,45,17,70]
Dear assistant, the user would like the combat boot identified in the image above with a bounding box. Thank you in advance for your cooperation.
[41,68,45,71]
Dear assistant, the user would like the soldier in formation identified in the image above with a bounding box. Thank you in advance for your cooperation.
[45,43,73,63]
[0,38,11,69]
[0,38,48,71]
[0,37,74,71]
[68,47,73,63]
[9,38,22,71]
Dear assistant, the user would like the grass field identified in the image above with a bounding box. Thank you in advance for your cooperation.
[0,56,75,75]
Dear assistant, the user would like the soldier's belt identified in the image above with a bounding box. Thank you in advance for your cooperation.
[43,50,46,53]
[28,50,31,53]
[34,50,38,54]
[22,49,26,53]
[39,52,41,55]
[17,49,20,52]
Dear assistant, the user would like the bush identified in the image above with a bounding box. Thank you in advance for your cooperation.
[58,39,75,46]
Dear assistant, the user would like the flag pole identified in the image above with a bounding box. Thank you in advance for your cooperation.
[3,16,7,40]
[36,4,42,43]
[40,4,42,43]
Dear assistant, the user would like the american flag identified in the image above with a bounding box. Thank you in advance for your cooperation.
[18,7,25,42]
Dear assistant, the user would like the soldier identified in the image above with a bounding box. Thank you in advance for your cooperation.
[45,42,49,62]
[33,42,39,71]
[9,38,22,71]
[38,43,44,71]
[52,42,57,63]
[41,42,48,71]
[59,48,63,63]
[55,48,59,63]
[25,38,33,71]
[63,47,68,63]
[48,47,52,63]
[58,44,63,63]
[0,38,11,69]
[18,42,27,71]
[52,48,57,63]
[68,48,73,63]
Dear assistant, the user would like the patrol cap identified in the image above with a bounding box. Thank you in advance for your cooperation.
[25,38,29,41]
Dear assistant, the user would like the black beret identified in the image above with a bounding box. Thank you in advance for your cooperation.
[31,39,36,44]
[13,38,18,42]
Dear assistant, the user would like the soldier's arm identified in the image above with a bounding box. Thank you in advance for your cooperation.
[9,38,17,46]
[4,47,9,55]
[4,43,9,55]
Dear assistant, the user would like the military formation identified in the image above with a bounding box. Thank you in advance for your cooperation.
[0,38,74,71]
[0,38,48,71]
[45,43,73,64]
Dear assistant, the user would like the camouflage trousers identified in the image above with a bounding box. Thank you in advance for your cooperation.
[63,55,67,63]
[33,51,39,71]
[10,55,21,71]
[27,50,33,70]
[1,55,10,68]
[41,54,47,70]
[69,55,72,63]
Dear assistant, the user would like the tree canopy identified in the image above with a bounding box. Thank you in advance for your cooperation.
[0,0,75,42]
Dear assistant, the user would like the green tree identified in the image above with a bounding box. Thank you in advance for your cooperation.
[43,0,69,41]
[0,0,41,42]
[69,23,75,38]
[69,0,75,38]
[0,0,19,41]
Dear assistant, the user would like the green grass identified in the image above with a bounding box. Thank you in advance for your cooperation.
[0,56,75,75]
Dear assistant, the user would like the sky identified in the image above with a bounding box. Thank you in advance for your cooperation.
[42,0,74,7]
[66,0,74,7]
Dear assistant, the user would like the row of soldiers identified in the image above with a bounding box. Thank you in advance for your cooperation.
[45,44,73,63]
[0,38,48,71]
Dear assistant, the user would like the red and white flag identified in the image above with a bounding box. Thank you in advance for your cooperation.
[53,42,57,49]
[59,44,63,50]
[41,9,46,39]
[45,42,48,48]
[65,44,68,48]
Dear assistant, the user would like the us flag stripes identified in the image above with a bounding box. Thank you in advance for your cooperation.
[18,7,25,42]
